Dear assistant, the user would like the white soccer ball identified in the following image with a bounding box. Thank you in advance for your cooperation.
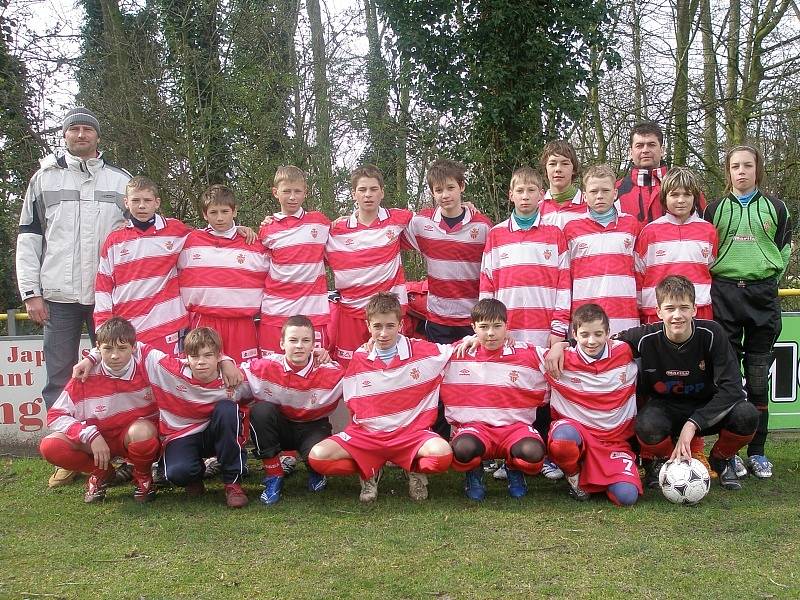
[658,459,711,505]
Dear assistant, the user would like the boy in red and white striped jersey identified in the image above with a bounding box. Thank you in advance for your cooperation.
[259,166,331,353]
[563,164,641,334]
[308,292,454,503]
[39,317,160,503]
[402,159,493,344]
[179,184,268,362]
[543,303,642,506]
[479,166,571,348]
[326,166,413,365]
[441,299,547,501]
[73,327,250,508]
[242,315,344,505]
[94,176,190,354]
[634,167,717,323]
[539,140,586,229]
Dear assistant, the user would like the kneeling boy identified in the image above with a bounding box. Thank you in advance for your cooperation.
[242,315,344,505]
[308,292,454,502]
[441,299,547,500]
[544,304,641,506]
[40,317,160,503]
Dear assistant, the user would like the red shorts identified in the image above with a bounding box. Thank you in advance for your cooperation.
[95,419,157,458]
[191,313,259,362]
[550,419,642,495]
[451,422,542,461]
[259,322,330,355]
[329,425,441,479]
[331,311,370,364]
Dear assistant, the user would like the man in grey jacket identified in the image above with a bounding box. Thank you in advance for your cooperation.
[16,107,130,486]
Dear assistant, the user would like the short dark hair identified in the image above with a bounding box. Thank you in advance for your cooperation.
[281,315,315,339]
[471,299,507,324]
[629,122,664,146]
[655,275,696,306]
[126,175,159,198]
[351,164,384,191]
[365,292,401,321]
[571,303,610,333]
[184,327,222,356]
[200,184,237,212]
[540,140,580,182]
[426,159,466,192]
[96,317,136,346]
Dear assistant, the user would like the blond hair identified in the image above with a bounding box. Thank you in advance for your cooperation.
[582,164,616,187]
[509,166,544,190]
[273,165,307,188]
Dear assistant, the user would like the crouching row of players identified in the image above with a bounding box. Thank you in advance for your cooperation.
[40,275,758,508]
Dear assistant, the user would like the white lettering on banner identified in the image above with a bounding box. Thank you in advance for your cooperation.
[0,336,92,452]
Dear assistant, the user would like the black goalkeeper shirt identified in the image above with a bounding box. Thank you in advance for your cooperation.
[615,319,745,430]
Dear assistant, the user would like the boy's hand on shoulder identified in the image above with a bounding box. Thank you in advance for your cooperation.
[90,436,111,471]
[463,201,478,214]
[72,357,94,382]
[236,226,257,244]
[260,214,275,227]
[312,347,332,366]
[544,342,568,379]
[332,215,348,227]
[219,361,244,388]
[455,335,478,358]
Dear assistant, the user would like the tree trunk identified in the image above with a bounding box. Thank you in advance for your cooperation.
[672,0,698,166]
[306,0,334,210]
[699,0,720,181]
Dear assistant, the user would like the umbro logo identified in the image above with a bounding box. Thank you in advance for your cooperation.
[458,368,471,376]
[176,384,188,393]
[655,249,666,257]
[192,252,202,260]
[94,404,107,413]
[424,225,435,231]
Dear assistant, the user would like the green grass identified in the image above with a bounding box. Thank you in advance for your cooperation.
[1,440,799,600]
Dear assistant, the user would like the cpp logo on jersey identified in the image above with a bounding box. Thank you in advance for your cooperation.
[410,367,420,380]
[654,380,704,395]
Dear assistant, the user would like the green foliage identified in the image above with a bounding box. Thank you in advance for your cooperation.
[376,0,616,212]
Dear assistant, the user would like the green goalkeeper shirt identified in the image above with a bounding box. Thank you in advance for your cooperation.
[703,191,792,281]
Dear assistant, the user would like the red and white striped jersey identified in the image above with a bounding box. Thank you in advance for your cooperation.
[94,215,190,347]
[137,344,246,445]
[47,358,157,445]
[634,213,718,322]
[480,214,571,345]
[539,340,638,442]
[563,210,641,333]
[178,226,268,318]
[259,209,331,327]
[402,207,493,326]
[343,334,453,432]
[241,352,344,422]
[540,188,586,229]
[326,207,413,318]
[440,343,547,427]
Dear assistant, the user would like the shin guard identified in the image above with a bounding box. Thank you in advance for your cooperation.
[307,456,359,476]
[39,437,94,473]
[636,436,674,460]
[507,456,543,476]
[414,454,453,474]
[711,429,755,460]
[126,438,160,474]
[547,438,581,476]
[451,456,482,472]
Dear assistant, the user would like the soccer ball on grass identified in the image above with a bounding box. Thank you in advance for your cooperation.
[658,458,711,505]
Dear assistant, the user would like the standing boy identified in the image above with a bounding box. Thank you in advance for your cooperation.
[563,164,640,334]
[94,176,191,354]
[179,184,268,361]
[326,166,413,364]
[543,304,641,506]
[308,292,453,502]
[259,166,331,353]
[242,315,344,505]
[704,145,792,478]
[441,299,547,500]
[539,140,586,228]
[635,167,717,323]
[39,317,160,503]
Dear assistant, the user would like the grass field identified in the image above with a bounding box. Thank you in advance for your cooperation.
[1,440,799,600]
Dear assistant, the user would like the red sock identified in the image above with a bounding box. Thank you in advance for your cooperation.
[547,438,581,476]
[689,436,705,454]
[262,456,284,477]
[126,438,160,474]
[413,454,452,474]
[507,456,543,476]
[451,456,481,472]
[307,456,359,476]
[39,437,94,473]
[637,436,674,460]
[711,430,755,459]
